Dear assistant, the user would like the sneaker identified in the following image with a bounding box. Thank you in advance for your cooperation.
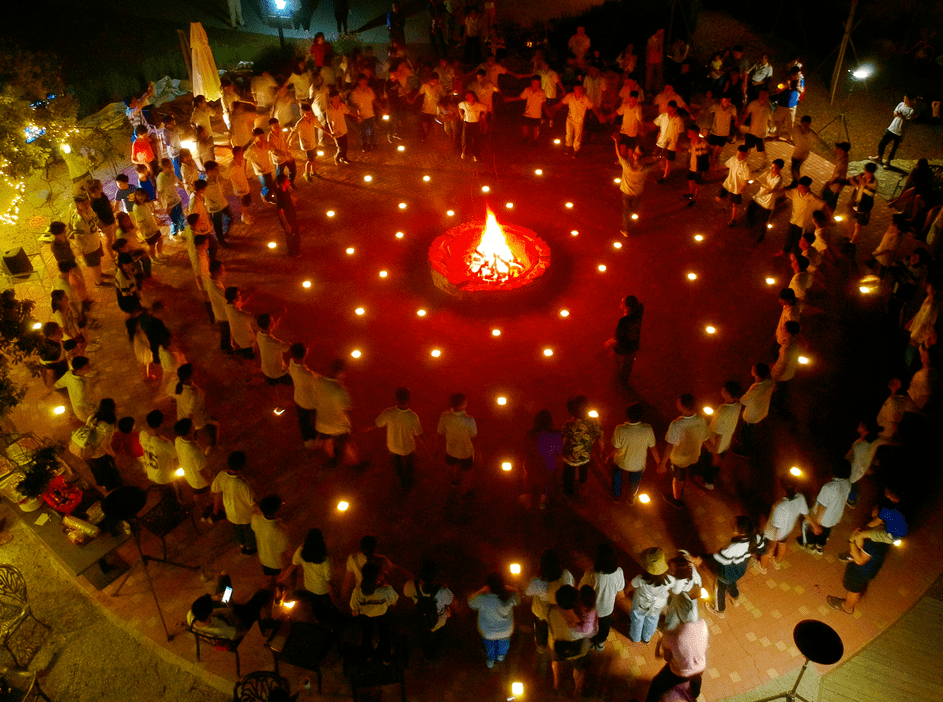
[814,546,824,555]
[706,602,725,619]
[485,660,494,669]
[846,498,857,508]
[753,562,767,574]
[827,595,851,613]
[837,551,853,562]
[594,642,605,651]
[772,559,782,570]
[867,155,881,162]
[496,655,505,662]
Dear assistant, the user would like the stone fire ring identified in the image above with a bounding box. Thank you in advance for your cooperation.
[428,221,551,297]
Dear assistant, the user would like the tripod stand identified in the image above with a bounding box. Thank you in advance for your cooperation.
[102,486,198,641]
[818,73,867,144]
[754,620,843,702]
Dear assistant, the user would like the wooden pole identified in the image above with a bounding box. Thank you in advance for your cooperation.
[829,0,858,106]
[178,29,193,84]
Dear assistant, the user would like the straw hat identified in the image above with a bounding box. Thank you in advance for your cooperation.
[642,547,668,575]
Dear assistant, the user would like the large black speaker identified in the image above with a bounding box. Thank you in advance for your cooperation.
[2,248,33,278]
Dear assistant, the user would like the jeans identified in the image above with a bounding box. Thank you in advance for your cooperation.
[360,612,392,661]
[562,462,589,496]
[877,130,902,163]
[613,468,643,498]
[621,193,639,231]
[715,577,740,612]
[645,664,703,702]
[462,121,481,159]
[297,405,316,442]
[629,605,658,643]
[276,159,297,184]
[391,452,415,488]
[484,636,510,662]
[592,614,612,647]
[218,320,233,353]
[211,208,232,242]
[784,224,804,256]
[232,522,257,551]
[334,134,349,163]
[172,156,182,179]
[168,202,185,234]
[359,117,376,148]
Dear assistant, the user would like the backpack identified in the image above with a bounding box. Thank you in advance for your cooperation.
[413,580,440,631]
[70,418,102,460]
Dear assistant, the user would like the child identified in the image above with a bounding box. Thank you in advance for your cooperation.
[684,126,710,206]
[156,158,185,236]
[225,146,254,225]
[140,410,178,488]
[746,159,784,236]
[525,549,575,652]
[703,381,743,489]
[547,585,594,696]
[131,189,164,262]
[664,550,702,631]
[113,173,137,213]
[195,124,215,171]
[436,392,478,490]
[224,286,257,359]
[135,163,156,201]
[628,547,675,643]
[175,363,218,451]
[659,394,710,507]
[178,148,202,200]
[54,261,89,324]
[848,162,878,244]
[652,101,684,181]
[469,572,520,668]
[708,516,765,616]
[203,161,231,246]
[350,561,399,664]
[762,475,808,569]
[609,402,659,503]
[211,451,257,554]
[799,461,852,554]
[579,543,625,651]
[173,418,212,518]
[374,386,425,489]
[112,416,144,475]
[250,495,291,586]
[274,173,300,257]
[403,561,454,661]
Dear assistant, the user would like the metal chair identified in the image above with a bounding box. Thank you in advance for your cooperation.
[189,622,243,677]
[0,565,50,667]
[232,671,289,702]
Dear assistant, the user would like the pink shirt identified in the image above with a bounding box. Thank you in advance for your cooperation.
[663,620,708,677]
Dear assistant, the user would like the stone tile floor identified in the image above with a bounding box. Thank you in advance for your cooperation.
[11,116,942,701]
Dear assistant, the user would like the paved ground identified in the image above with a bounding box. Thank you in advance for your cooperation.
[5,88,942,702]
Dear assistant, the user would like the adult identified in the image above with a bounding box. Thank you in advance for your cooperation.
[870,95,915,168]
[645,614,708,702]
[579,543,626,651]
[280,528,338,624]
[604,294,644,376]
[645,29,664,92]
[827,531,892,614]
[469,572,520,668]
[561,395,603,498]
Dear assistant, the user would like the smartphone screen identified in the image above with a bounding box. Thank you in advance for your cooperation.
[221,586,233,604]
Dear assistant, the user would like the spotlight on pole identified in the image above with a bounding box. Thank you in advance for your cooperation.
[851,65,873,80]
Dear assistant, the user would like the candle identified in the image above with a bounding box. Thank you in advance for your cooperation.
[363,175,373,183]
[559,309,570,317]
[570,230,579,236]
[512,682,524,697]
[337,501,350,511]
[834,215,843,222]
[613,241,623,249]
[175,467,185,477]
[631,214,639,220]
[379,270,388,278]
[588,410,599,418]
[326,210,336,217]
[417,309,427,317]
[798,356,809,364]
[282,600,296,609]
[395,231,404,239]
[598,264,607,272]
[501,462,512,471]
[789,466,802,477]
[346,247,355,254]
[447,209,455,216]
[638,493,651,503]
[765,277,776,285]
[505,202,514,209]
[535,169,543,176]
[705,325,716,334]
[543,348,553,357]
[431,349,441,357]
[481,185,490,193]
[565,202,574,209]
[694,234,704,242]
[397,145,405,152]
[613,178,621,184]
[553,139,561,145]
[355,307,365,315]
[492,329,501,336]
[423,175,431,182]
[32,322,42,330]
[267,241,277,249]
[302,280,312,288]
[398,202,407,209]
[273,408,285,415]
[351,350,362,358]
[703,406,714,415]
[496,396,507,405]
[687,272,697,280]
[509,564,521,575]
[53,405,66,415]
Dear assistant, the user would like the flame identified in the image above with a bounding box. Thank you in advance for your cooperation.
[468,210,523,282]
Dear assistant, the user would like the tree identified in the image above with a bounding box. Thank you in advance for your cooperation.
[0,44,78,225]
[0,289,42,420]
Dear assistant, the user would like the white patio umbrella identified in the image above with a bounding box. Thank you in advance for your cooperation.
[190,22,221,102]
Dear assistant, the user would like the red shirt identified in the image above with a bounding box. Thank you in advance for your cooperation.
[131,138,155,165]
[309,42,333,67]
[113,430,144,458]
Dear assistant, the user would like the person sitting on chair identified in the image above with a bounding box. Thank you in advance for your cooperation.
[187,575,273,639]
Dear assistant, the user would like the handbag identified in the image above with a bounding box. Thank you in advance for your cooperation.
[70,418,102,460]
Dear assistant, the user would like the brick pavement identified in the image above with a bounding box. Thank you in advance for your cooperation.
[11,113,942,701]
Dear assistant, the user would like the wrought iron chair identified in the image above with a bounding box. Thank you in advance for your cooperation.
[0,565,50,667]
[232,671,289,702]
[189,621,244,677]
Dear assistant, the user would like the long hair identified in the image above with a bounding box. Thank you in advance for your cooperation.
[594,543,619,575]
[300,528,328,564]
[734,515,760,556]
[175,363,194,396]
[94,398,117,425]
[486,572,514,605]
[538,549,563,582]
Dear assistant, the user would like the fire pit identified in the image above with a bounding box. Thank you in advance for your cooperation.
[429,210,551,296]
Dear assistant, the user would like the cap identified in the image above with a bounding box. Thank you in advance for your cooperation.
[643,547,668,575]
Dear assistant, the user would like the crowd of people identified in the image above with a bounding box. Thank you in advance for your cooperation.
[26,7,942,701]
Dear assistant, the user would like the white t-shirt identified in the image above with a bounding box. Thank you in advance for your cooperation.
[709,103,737,137]
[351,585,399,617]
[292,547,332,595]
[741,379,774,424]
[753,170,782,210]
[654,91,687,114]
[815,478,852,528]
[520,86,547,118]
[611,422,655,472]
[459,101,489,123]
[743,99,773,138]
[709,402,741,454]
[313,377,352,435]
[257,331,289,379]
[420,83,444,115]
[579,568,625,617]
[437,410,477,459]
[289,360,319,410]
[617,103,643,137]
[767,494,809,538]
[375,406,422,455]
[325,104,350,138]
[887,101,914,136]
[174,437,209,489]
[539,69,561,100]
[791,126,815,160]
[251,515,290,571]
[139,431,177,485]
[469,592,519,639]
[723,156,752,195]
[630,574,675,617]
[654,112,684,150]
[665,415,710,468]
[225,305,255,350]
[785,188,826,230]
[525,571,575,620]
[211,471,254,525]
[562,92,594,123]
[345,552,393,587]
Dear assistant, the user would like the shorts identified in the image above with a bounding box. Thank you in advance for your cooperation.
[670,462,688,480]
[144,233,161,247]
[719,187,742,204]
[687,170,704,184]
[661,148,676,161]
[763,523,791,543]
[265,373,292,386]
[305,149,318,161]
[83,245,104,267]
[524,116,542,127]
[855,210,871,226]
[707,133,727,148]
[619,134,639,149]
[445,454,474,471]
[262,564,282,577]
[744,133,765,152]
[842,563,871,594]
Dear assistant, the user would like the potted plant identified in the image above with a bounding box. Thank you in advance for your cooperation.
[16,444,61,512]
